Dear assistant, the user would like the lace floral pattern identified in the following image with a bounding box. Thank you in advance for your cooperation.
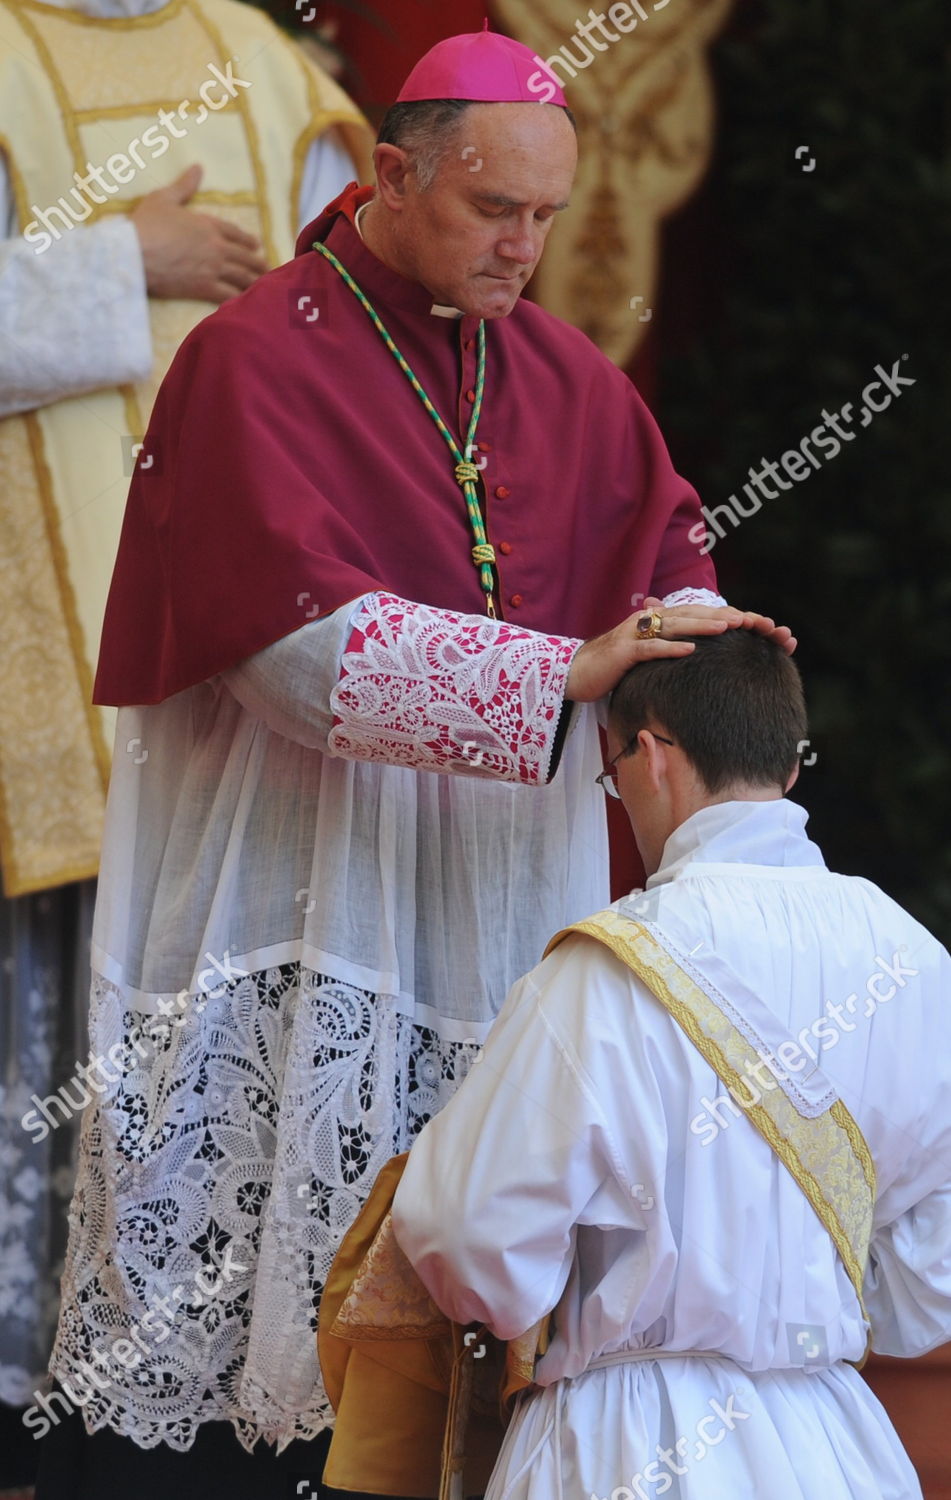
[329,592,581,785]
[661,587,727,608]
[50,963,482,1452]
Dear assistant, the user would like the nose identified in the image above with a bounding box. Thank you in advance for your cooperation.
[496,225,540,266]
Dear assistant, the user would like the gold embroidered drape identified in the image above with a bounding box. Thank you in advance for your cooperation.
[493,0,734,365]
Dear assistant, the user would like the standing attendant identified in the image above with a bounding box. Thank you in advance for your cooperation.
[0,0,367,1427]
[39,25,793,1498]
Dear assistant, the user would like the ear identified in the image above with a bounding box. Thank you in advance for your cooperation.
[784,760,801,793]
[373,143,413,210]
[638,729,668,794]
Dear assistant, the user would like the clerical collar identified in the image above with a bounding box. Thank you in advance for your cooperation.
[353,200,464,320]
[645,799,826,890]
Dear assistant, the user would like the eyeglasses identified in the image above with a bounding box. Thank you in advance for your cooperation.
[595,731,675,799]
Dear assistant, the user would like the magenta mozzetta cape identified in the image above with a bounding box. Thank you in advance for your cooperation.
[94,184,716,705]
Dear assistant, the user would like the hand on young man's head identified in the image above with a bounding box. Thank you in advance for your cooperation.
[565,598,796,705]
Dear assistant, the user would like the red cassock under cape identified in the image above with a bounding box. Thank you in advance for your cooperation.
[94,184,717,706]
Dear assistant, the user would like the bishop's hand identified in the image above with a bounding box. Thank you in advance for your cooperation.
[564,599,796,704]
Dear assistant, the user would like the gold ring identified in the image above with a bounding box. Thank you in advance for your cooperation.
[635,610,663,640]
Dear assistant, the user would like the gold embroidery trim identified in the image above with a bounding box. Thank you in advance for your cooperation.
[11,0,189,29]
[0,130,29,227]
[72,97,234,122]
[24,412,112,790]
[10,2,86,175]
[187,0,276,264]
[290,105,368,246]
[92,189,258,215]
[284,26,366,243]
[546,912,875,1316]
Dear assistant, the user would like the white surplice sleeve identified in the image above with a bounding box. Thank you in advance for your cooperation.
[391,942,646,1341]
[225,591,582,787]
[865,1188,951,1357]
[0,158,152,416]
[859,937,951,1358]
[220,597,359,749]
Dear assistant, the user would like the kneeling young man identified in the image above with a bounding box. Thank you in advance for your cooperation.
[391,631,951,1500]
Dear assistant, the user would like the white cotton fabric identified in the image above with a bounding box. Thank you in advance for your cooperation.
[92,597,605,1028]
[393,799,951,1500]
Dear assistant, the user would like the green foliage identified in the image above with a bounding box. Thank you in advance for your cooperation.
[659,0,951,940]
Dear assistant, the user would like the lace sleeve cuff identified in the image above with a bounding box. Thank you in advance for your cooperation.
[328,592,582,785]
[661,586,727,608]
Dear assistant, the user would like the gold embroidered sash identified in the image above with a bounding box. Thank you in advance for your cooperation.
[545,909,876,1322]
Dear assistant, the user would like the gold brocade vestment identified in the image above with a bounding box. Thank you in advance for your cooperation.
[0,0,367,894]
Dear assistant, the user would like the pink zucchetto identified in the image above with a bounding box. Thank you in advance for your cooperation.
[396,21,567,108]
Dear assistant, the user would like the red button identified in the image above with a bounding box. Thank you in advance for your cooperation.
[477,442,491,453]
[510,594,523,608]
[465,389,476,403]
[499,541,512,555]
[495,485,510,499]
[463,338,474,351]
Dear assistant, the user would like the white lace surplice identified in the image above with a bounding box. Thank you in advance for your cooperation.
[51,587,722,1450]
[50,593,588,1448]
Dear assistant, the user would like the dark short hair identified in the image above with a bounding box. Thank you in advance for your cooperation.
[608,631,807,794]
[376,98,577,190]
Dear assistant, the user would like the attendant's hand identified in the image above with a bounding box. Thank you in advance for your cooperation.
[131,165,268,304]
[565,601,796,704]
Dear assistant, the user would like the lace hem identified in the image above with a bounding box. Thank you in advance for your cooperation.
[48,965,482,1452]
[328,591,581,785]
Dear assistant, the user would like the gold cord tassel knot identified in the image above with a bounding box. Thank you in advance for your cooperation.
[454,461,480,486]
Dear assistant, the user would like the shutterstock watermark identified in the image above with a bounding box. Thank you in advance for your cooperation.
[591,1393,750,1499]
[690,949,919,1147]
[689,356,916,555]
[24,59,251,255]
[527,3,670,102]
[22,1244,248,1439]
[19,949,248,1143]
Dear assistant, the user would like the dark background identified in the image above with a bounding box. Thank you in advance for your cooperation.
[658,0,950,942]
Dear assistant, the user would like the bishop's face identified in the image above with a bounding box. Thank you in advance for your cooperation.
[392,103,578,319]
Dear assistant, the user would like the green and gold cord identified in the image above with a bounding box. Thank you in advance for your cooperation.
[313,240,496,616]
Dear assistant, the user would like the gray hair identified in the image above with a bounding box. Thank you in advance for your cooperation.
[376,100,474,191]
[376,98,576,192]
